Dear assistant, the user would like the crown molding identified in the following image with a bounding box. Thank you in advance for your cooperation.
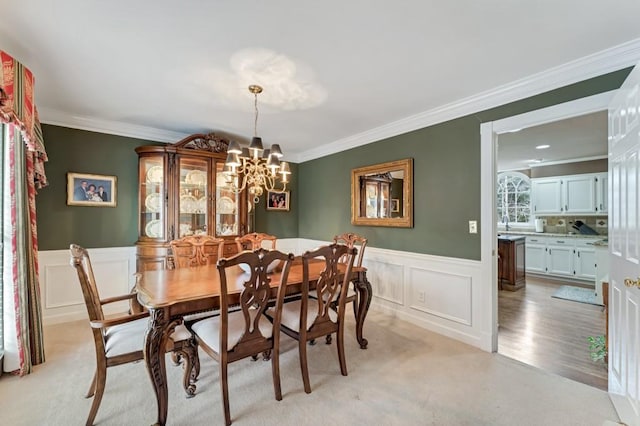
[294,37,640,163]
[38,38,640,159]
[39,108,189,143]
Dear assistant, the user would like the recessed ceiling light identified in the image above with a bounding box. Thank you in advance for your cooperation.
[528,159,543,163]
[536,144,550,150]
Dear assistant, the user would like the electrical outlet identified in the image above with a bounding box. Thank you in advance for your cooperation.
[469,220,477,234]
[417,291,425,302]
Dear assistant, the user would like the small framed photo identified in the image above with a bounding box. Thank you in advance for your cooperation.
[391,198,400,213]
[67,172,117,207]
[266,191,290,211]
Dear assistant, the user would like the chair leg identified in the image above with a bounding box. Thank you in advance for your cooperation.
[86,367,106,426]
[220,362,231,426]
[271,349,282,401]
[337,325,347,376]
[299,339,311,394]
[85,370,97,398]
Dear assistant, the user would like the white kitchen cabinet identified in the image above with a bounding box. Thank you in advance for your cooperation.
[532,178,563,214]
[547,239,574,276]
[531,172,605,215]
[596,172,608,213]
[524,235,600,281]
[563,175,596,213]
[525,236,547,273]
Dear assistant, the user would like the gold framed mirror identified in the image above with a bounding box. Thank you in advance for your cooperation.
[351,158,413,227]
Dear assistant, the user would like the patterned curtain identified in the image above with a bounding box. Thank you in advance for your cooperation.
[0,50,48,375]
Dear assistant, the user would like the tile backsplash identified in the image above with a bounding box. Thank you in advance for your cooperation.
[538,215,608,235]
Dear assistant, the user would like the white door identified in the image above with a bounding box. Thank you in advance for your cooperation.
[547,241,574,276]
[608,63,640,425]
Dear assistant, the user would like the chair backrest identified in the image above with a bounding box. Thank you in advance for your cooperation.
[169,235,225,268]
[333,233,367,268]
[300,243,356,330]
[217,248,294,356]
[235,232,277,252]
[70,244,105,323]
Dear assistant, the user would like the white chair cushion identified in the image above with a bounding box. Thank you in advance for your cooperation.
[104,318,190,357]
[273,299,337,332]
[191,309,272,353]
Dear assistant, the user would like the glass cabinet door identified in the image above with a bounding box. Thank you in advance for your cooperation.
[140,157,165,239]
[178,157,209,238]
[215,162,240,237]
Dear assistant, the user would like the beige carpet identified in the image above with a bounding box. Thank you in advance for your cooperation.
[0,310,620,425]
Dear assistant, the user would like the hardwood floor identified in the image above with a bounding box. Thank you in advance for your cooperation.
[498,276,608,391]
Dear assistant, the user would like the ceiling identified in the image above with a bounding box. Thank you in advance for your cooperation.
[497,111,608,171]
[2,1,640,162]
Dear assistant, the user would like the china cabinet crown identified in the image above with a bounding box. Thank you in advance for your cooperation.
[135,133,250,271]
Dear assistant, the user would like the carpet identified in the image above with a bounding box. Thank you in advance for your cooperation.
[552,285,603,306]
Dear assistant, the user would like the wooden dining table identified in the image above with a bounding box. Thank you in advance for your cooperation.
[136,260,372,426]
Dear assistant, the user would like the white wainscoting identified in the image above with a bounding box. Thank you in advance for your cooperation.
[297,239,490,351]
[39,239,491,352]
[38,246,137,324]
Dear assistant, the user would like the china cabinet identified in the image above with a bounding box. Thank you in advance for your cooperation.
[135,133,249,271]
[359,173,392,219]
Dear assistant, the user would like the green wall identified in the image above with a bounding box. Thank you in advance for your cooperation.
[37,125,163,250]
[297,68,633,260]
[36,125,298,250]
[36,67,632,254]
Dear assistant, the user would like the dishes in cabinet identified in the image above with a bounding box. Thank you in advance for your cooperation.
[145,219,162,238]
[185,169,206,186]
[217,196,235,214]
[180,194,197,213]
[146,166,163,184]
[144,193,161,212]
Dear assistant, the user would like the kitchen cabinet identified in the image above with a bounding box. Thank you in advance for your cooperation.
[531,178,563,214]
[574,242,596,280]
[531,172,604,215]
[563,175,596,213]
[546,239,574,277]
[596,172,608,213]
[524,235,600,281]
[135,133,249,272]
[524,236,546,273]
[498,236,526,291]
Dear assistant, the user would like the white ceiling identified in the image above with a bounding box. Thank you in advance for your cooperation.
[2,1,640,162]
[497,110,608,171]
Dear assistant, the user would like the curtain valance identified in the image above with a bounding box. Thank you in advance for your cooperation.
[0,50,48,189]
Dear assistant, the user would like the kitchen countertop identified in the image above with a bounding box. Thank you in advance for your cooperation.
[499,230,605,239]
[497,235,526,241]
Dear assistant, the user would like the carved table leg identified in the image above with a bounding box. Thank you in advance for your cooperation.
[353,270,372,349]
[144,308,173,426]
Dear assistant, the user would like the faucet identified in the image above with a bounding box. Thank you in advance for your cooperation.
[502,215,510,231]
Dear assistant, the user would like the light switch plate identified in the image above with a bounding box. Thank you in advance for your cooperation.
[469,220,477,234]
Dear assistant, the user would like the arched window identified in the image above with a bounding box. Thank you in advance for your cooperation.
[497,171,532,226]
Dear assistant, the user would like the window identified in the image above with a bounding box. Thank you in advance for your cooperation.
[497,172,532,226]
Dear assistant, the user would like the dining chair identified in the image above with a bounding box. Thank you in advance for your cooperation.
[309,233,366,345]
[235,232,277,252]
[271,243,356,394]
[188,248,294,426]
[70,244,197,426]
[169,235,225,269]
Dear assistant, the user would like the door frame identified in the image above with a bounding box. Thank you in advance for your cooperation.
[480,90,616,352]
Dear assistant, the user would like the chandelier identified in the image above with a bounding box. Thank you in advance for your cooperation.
[222,84,291,203]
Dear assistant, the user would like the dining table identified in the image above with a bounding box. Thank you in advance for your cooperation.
[135,259,372,426]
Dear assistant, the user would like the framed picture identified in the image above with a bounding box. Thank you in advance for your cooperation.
[266,191,290,211]
[391,198,400,213]
[67,172,117,207]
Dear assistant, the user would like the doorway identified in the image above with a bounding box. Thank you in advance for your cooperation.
[481,92,614,389]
